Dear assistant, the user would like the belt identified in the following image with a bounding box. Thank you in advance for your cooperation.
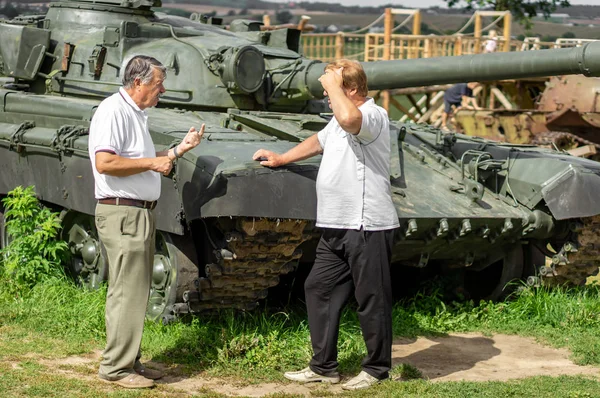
[98,197,157,210]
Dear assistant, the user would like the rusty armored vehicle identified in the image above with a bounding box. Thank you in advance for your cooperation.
[455,74,600,158]
[1,0,600,323]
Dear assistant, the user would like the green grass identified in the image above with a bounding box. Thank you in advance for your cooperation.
[1,277,600,395]
[350,376,600,397]
[1,358,599,397]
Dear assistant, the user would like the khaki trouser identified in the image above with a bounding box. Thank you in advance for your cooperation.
[95,203,155,380]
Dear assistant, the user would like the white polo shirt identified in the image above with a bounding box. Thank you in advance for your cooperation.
[316,98,399,231]
[88,88,161,201]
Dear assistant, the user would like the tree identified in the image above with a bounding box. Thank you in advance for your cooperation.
[275,10,293,25]
[444,0,571,25]
[1,3,19,19]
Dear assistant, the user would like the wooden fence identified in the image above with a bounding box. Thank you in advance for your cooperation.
[301,33,592,62]
[300,24,597,118]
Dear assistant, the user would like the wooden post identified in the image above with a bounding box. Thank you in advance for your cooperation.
[412,10,421,35]
[409,11,421,59]
[263,14,271,27]
[383,8,392,61]
[382,8,392,111]
[297,15,310,32]
[407,95,422,117]
[474,12,482,54]
[335,32,344,60]
[382,89,390,112]
[390,96,417,122]
[456,35,463,56]
[490,87,513,109]
[424,38,431,58]
[503,12,511,52]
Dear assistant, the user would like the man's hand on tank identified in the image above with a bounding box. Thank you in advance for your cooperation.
[178,124,205,155]
[152,156,174,175]
[253,149,282,167]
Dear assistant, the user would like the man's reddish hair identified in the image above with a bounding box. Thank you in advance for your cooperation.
[325,59,368,97]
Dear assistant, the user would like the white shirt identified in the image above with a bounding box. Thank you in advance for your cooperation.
[316,98,399,231]
[485,38,497,53]
[88,88,161,201]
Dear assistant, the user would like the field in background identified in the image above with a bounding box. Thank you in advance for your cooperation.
[164,3,600,39]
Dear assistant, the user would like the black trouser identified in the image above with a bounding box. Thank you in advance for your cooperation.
[305,227,395,380]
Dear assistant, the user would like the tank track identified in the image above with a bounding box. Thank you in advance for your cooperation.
[543,215,600,286]
[189,218,314,311]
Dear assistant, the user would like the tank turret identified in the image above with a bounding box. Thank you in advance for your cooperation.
[1,1,600,321]
[1,0,600,113]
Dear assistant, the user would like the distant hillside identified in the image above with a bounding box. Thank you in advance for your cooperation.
[556,5,600,19]
[159,0,600,19]
[5,0,600,40]
[160,1,600,40]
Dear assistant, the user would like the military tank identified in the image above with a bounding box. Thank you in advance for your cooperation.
[454,74,600,158]
[1,0,600,323]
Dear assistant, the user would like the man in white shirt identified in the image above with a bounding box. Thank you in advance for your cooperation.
[484,29,498,53]
[253,59,399,390]
[89,55,203,389]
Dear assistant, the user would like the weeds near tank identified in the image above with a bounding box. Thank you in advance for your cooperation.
[142,310,313,378]
[0,206,599,387]
[391,363,423,381]
[0,186,68,294]
[1,277,600,388]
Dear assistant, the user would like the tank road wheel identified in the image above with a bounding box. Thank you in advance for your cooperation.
[0,201,14,255]
[61,212,107,290]
[146,232,198,324]
[464,244,524,301]
[0,203,7,247]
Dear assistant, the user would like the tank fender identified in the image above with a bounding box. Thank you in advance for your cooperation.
[540,164,600,220]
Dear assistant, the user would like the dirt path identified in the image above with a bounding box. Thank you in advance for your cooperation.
[36,333,599,396]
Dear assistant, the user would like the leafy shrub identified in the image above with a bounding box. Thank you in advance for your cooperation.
[1,186,68,292]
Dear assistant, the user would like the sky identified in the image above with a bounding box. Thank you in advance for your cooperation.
[270,0,598,8]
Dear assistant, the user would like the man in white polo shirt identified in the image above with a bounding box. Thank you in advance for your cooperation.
[253,59,399,390]
[88,55,203,389]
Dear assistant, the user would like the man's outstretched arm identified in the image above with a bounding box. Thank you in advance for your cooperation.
[253,134,322,168]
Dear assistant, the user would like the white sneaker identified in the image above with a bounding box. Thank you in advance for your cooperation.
[341,370,381,390]
[284,367,340,384]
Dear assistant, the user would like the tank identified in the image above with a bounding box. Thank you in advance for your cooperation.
[1,0,600,323]
[454,75,600,158]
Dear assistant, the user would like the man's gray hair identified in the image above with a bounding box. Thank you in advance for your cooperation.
[122,55,166,89]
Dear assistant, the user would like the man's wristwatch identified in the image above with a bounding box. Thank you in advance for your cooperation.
[173,145,181,159]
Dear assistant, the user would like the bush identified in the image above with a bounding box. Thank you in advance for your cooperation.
[1,186,68,293]
[275,10,292,24]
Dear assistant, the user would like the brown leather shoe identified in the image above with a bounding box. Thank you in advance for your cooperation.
[100,373,154,389]
[134,364,164,380]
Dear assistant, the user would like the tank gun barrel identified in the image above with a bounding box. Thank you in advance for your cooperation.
[303,41,600,99]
